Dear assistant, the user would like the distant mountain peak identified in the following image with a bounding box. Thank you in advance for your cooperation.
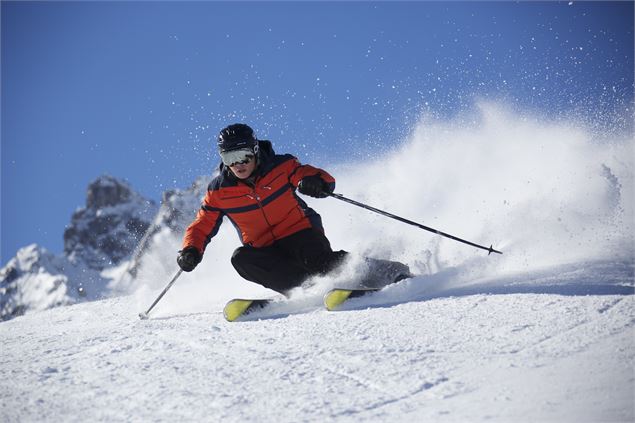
[86,174,138,209]
[1,174,211,321]
[64,175,157,270]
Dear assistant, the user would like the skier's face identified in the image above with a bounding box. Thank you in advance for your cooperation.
[229,156,257,179]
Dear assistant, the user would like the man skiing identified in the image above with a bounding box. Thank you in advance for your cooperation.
[177,123,410,295]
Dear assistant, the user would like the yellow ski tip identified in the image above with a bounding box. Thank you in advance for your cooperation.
[323,289,353,311]
[223,299,255,322]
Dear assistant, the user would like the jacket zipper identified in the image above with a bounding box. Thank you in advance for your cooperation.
[245,182,276,243]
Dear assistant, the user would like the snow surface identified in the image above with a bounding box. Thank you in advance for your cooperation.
[1,261,633,422]
[2,103,634,421]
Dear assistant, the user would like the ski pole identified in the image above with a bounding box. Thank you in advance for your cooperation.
[327,192,502,255]
[138,269,184,320]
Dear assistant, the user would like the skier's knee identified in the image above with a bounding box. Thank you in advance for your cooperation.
[231,246,250,270]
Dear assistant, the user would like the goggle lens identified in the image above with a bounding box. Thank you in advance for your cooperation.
[220,148,255,167]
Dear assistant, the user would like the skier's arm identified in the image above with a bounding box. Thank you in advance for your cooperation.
[182,190,224,254]
[288,158,336,195]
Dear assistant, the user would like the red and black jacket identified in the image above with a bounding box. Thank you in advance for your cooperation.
[182,140,336,253]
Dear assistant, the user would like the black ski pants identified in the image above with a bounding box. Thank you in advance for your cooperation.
[231,228,347,295]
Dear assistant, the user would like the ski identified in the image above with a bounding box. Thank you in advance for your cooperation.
[225,273,416,320]
[223,298,273,322]
[323,287,382,311]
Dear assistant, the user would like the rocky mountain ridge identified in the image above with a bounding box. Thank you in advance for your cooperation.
[0,174,210,321]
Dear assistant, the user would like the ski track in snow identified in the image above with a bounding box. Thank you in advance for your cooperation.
[1,260,634,422]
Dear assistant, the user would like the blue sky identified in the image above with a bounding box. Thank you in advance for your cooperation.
[2,1,633,264]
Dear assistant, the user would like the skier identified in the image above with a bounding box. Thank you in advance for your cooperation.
[177,123,410,295]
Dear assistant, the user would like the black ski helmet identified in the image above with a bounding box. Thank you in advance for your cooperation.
[217,123,257,153]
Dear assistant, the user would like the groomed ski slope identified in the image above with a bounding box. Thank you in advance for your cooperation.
[1,260,633,422]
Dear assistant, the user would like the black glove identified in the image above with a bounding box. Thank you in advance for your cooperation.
[177,247,202,272]
[298,175,331,198]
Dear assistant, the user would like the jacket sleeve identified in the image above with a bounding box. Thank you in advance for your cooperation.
[288,157,336,192]
[181,190,224,254]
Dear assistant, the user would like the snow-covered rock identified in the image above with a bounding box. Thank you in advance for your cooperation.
[0,245,72,320]
[1,175,159,321]
[64,175,157,270]
[0,174,217,321]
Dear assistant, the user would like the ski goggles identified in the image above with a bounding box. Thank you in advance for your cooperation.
[220,148,255,167]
